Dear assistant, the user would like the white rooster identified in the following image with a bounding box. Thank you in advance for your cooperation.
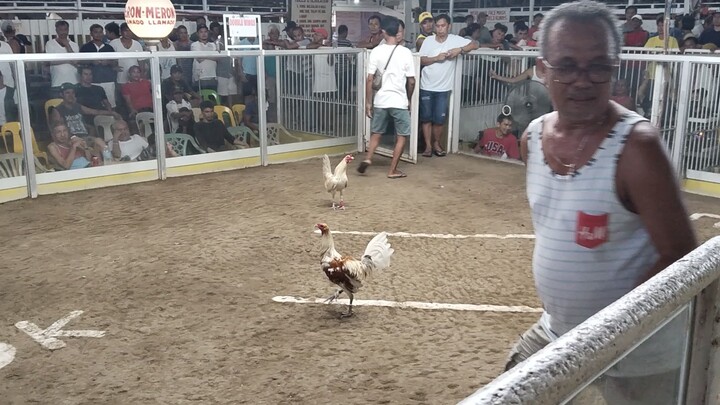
[315,223,394,318]
[322,154,354,210]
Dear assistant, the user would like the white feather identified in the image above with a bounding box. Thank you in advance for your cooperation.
[362,231,394,271]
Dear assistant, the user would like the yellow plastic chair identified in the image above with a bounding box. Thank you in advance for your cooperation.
[231,104,246,126]
[44,98,63,127]
[1,122,49,166]
[200,89,220,105]
[214,105,236,127]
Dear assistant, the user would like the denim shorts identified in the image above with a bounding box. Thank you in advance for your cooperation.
[419,89,451,125]
[370,107,411,136]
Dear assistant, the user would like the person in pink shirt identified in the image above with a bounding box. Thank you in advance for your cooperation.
[474,114,520,160]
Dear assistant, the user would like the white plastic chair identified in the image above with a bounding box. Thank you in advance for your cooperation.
[94,115,116,142]
[135,112,155,137]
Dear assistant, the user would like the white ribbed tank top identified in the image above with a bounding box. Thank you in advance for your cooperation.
[526,111,659,335]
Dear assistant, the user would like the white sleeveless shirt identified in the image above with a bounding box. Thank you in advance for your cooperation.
[526,111,659,335]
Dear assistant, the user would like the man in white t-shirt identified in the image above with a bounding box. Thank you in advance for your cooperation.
[190,24,218,91]
[45,20,79,92]
[418,13,478,157]
[357,16,415,179]
[0,39,15,89]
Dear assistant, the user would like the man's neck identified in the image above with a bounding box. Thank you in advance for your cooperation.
[81,82,92,87]
[436,34,448,42]
[93,39,103,46]
[384,36,398,45]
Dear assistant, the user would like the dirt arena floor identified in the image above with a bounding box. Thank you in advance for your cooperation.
[0,154,718,404]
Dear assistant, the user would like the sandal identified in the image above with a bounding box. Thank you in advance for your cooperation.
[357,160,371,174]
[387,171,407,179]
[433,149,447,157]
[422,151,433,158]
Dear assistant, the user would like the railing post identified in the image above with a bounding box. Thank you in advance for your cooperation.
[357,50,366,153]
[670,60,693,178]
[15,60,37,198]
[686,280,720,404]
[449,55,463,153]
[257,50,269,166]
[148,51,166,180]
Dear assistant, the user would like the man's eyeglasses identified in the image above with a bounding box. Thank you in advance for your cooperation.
[541,59,618,84]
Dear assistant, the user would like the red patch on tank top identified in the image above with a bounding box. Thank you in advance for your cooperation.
[575,211,609,249]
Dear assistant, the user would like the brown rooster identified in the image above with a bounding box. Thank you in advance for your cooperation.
[315,223,394,318]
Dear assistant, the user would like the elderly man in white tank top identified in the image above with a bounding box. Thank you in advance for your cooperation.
[505,1,697,404]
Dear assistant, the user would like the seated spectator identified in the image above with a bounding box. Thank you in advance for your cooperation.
[75,66,114,123]
[166,88,192,133]
[610,78,636,111]
[175,106,196,137]
[51,82,121,140]
[194,100,248,152]
[473,114,520,160]
[47,123,94,170]
[243,93,260,132]
[121,65,153,119]
[79,23,118,108]
[624,15,649,46]
[698,11,720,48]
[108,119,177,161]
[0,70,18,126]
[161,64,200,105]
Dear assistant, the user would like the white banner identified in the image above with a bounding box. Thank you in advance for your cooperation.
[224,14,262,49]
[468,8,511,27]
[291,0,332,35]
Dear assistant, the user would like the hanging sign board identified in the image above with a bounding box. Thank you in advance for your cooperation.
[468,8,511,27]
[223,14,262,49]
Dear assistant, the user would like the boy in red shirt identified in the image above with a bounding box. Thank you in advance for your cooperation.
[474,114,520,160]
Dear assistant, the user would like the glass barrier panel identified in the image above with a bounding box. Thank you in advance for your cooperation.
[164,53,261,175]
[31,56,159,194]
[458,52,541,162]
[271,50,358,160]
[0,61,30,202]
[567,304,691,405]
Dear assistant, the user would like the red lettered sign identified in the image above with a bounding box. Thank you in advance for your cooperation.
[575,211,609,249]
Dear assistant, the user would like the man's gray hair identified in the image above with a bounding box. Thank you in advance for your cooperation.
[267,24,279,32]
[539,0,621,60]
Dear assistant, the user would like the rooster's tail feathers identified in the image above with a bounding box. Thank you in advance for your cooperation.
[322,154,333,180]
[362,232,394,271]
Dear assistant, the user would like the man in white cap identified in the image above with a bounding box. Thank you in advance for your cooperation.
[624,14,649,46]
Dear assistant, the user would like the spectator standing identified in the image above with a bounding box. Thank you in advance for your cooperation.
[80,23,118,107]
[418,14,478,157]
[45,20,79,92]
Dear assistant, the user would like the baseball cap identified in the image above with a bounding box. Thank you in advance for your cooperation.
[312,27,328,39]
[170,64,183,74]
[60,82,75,92]
[1,21,14,33]
[419,11,433,22]
[284,20,297,34]
[631,15,643,22]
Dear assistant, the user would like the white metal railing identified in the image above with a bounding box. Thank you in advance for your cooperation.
[457,49,720,184]
[459,236,720,405]
[0,48,365,201]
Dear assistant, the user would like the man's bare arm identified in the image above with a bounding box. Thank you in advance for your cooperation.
[616,121,697,286]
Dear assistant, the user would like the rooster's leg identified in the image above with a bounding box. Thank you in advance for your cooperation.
[340,293,354,318]
[324,289,343,303]
[338,190,345,210]
[331,191,337,210]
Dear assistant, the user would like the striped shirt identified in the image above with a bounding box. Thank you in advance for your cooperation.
[526,111,658,335]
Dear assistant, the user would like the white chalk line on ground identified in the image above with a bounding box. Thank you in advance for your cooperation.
[689,213,720,228]
[273,296,543,313]
[313,213,720,239]
[312,230,535,239]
